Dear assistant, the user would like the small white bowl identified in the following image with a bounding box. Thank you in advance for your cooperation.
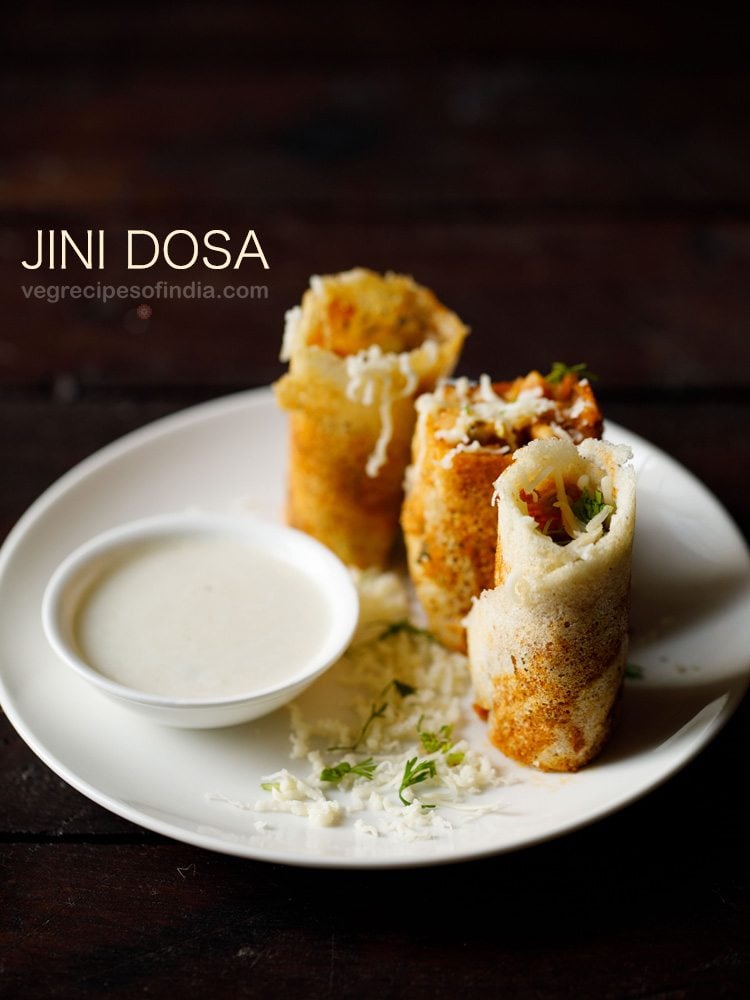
[42,511,359,728]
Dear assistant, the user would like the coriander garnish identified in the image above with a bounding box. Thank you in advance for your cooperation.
[378,620,434,642]
[391,679,417,697]
[418,722,454,754]
[328,678,416,752]
[571,487,609,524]
[546,362,597,384]
[398,756,437,806]
[417,719,463,765]
[320,758,377,784]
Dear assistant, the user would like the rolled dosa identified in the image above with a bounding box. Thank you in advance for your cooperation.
[274,269,468,568]
[465,436,635,771]
[401,370,603,651]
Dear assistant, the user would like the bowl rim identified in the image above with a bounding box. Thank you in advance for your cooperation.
[41,510,359,711]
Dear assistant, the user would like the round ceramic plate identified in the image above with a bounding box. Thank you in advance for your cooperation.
[1,388,749,868]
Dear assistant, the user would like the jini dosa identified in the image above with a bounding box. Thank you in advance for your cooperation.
[401,370,602,651]
[465,437,635,772]
[274,268,467,568]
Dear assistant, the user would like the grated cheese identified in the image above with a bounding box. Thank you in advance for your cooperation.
[213,569,508,841]
[344,344,423,477]
[253,770,343,827]
[418,375,556,466]
[438,438,510,470]
[554,469,587,539]
[513,465,615,554]
[279,306,302,363]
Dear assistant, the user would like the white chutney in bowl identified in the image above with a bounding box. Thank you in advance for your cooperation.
[42,511,359,728]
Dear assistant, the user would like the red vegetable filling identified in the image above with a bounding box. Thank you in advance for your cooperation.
[519,479,582,543]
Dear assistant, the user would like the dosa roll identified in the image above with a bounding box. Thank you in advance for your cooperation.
[274,268,468,568]
[401,371,603,651]
[465,436,635,771]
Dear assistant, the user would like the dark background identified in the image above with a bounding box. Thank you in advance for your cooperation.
[2,3,749,997]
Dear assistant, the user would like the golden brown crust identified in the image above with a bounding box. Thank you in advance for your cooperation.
[290,270,448,357]
[284,400,417,568]
[402,447,511,650]
[402,372,603,651]
[486,585,630,771]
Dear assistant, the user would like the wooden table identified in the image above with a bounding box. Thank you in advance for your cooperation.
[2,5,749,996]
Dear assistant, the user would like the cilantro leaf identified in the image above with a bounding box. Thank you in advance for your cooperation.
[398,756,437,806]
[392,679,417,698]
[418,723,454,754]
[328,679,415,752]
[320,757,377,784]
[378,620,434,642]
[571,487,608,524]
[546,362,598,384]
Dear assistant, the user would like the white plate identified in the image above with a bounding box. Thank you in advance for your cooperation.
[1,388,749,868]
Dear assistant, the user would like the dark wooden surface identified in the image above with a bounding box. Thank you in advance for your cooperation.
[2,4,749,997]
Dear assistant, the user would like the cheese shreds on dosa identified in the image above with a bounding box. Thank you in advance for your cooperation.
[465,437,635,772]
[274,268,468,568]
[401,371,603,652]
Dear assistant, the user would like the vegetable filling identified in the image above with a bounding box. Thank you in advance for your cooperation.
[520,473,613,544]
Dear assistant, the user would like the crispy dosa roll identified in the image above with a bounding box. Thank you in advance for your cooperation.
[274,268,468,568]
[401,370,603,651]
[465,437,635,772]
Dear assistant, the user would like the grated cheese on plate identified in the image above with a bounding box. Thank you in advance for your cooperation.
[211,568,508,841]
